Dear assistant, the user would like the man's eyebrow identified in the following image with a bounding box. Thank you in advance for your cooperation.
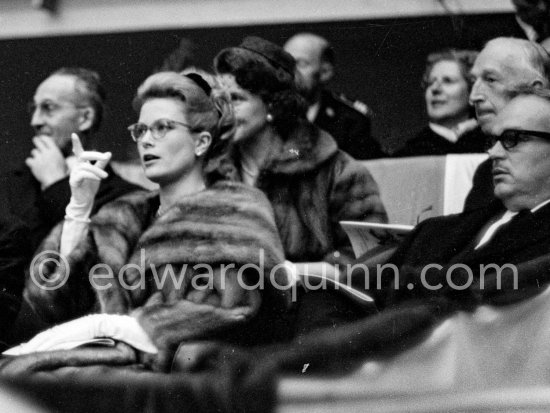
[33,99,56,105]
[478,68,501,78]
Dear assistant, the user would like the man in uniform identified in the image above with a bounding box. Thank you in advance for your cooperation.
[284,32,384,159]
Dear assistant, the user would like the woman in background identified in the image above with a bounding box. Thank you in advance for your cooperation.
[209,37,387,335]
[395,49,484,157]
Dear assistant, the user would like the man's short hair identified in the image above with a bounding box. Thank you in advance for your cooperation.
[514,85,550,99]
[486,37,550,92]
[514,38,550,87]
[51,67,106,133]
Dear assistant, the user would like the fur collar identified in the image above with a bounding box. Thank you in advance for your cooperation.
[206,120,338,180]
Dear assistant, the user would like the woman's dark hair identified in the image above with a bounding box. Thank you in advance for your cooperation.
[214,45,306,139]
[133,71,235,163]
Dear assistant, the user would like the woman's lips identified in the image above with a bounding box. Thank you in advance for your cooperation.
[142,154,160,165]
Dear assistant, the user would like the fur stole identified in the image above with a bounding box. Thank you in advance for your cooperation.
[25,181,290,364]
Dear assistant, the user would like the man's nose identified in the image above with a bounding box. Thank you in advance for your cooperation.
[488,140,506,158]
[469,79,484,104]
[30,108,44,127]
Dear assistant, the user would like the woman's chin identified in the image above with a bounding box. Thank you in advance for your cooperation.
[143,170,163,184]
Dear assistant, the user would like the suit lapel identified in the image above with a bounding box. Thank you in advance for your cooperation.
[399,205,498,266]
[10,168,39,213]
[452,203,550,265]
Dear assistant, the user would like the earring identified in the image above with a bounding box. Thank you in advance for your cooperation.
[195,149,205,157]
[266,113,273,123]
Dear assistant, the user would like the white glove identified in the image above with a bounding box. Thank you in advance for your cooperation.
[66,133,111,220]
[3,314,158,356]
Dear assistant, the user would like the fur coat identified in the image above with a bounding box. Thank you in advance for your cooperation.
[23,181,291,368]
[206,120,388,265]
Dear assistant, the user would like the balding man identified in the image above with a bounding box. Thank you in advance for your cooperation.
[284,32,384,159]
[0,67,140,248]
[0,68,142,345]
[463,37,550,210]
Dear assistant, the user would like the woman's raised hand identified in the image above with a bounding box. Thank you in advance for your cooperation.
[69,133,112,207]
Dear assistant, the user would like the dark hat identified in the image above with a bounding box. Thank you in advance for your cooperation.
[238,36,295,76]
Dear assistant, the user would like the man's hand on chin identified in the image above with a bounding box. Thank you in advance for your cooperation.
[25,135,68,190]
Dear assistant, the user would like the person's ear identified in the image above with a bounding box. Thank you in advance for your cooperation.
[319,61,334,84]
[195,131,212,157]
[77,107,95,132]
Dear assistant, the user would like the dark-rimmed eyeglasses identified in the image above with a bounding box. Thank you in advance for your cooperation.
[485,129,550,151]
[127,118,195,142]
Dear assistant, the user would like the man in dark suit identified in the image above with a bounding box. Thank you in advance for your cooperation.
[284,32,384,159]
[463,37,550,211]
[369,93,550,311]
[0,68,141,345]
[0,67,140,249]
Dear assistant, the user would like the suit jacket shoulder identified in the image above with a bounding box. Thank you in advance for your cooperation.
[394,126,486,157]
[391,201,550,270]
[394,127,452,157]
[0,163,142,249]
[315,90,383,160]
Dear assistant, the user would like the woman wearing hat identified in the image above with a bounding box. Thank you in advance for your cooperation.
[209,36,388,335]
[13,71,291,371]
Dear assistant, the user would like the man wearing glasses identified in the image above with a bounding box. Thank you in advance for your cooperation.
[464,37,550,210]
[485,93,550,213]
[0,68,140,346]
[0,67,139,250]
[358,91,550,329]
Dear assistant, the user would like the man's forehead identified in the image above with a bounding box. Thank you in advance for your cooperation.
[472,41,528,77]
[285,36,324,60]
[34,74,78,103]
